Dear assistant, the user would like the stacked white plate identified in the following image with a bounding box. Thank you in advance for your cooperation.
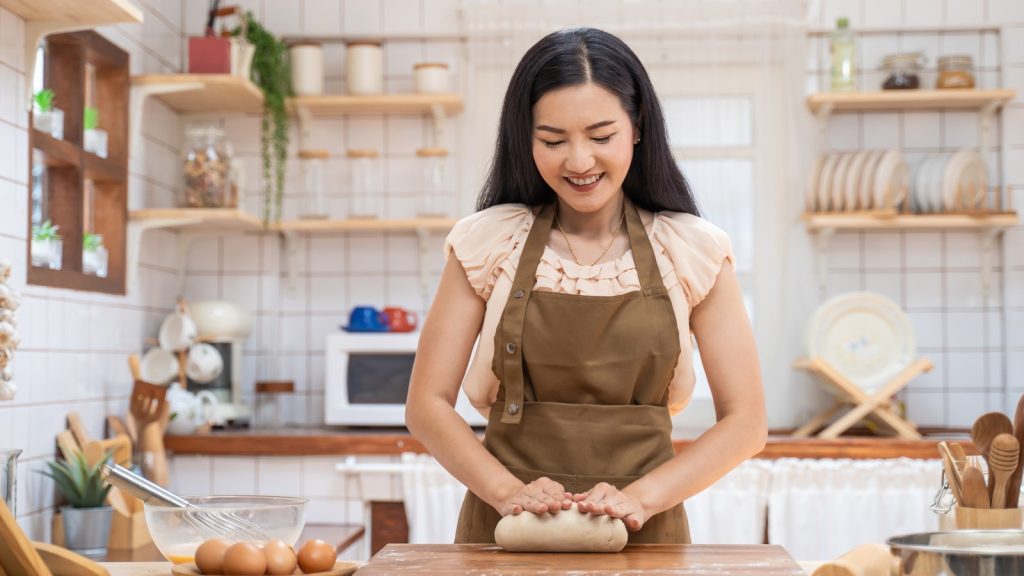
[805,291,917,394]
[909,149,988,213]
[806,149,909,212]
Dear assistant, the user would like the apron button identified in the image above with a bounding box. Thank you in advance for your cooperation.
[506,342,516,354]
[508,403,519,415]
[513,289,525,299]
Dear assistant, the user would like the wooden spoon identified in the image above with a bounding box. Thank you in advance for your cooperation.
[971,412,1013,498]
[989,433,1020,509]
[961,466,990,509]
[1008,393,1024,507]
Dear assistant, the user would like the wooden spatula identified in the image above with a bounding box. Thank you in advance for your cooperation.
[66,412,91,449]
[961,466,990,509]
[971,412,1013,498]
[949,443,969,475]
[937,441,964,503]
[0,499,53,576]
[1007,393,1024,507]
[990,433,1020,509]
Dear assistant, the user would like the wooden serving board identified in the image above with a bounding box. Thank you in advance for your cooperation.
[357,544,806,575]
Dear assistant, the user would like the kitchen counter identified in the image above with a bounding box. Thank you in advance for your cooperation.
[164,427,966,459]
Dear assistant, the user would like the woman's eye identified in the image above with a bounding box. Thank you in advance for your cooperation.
[593,135,613,143]
[541,140,563,148]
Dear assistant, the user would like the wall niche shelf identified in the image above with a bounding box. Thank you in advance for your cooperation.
[806,89,1016,115]
[1,0,143,104]
[802,211,1019,296]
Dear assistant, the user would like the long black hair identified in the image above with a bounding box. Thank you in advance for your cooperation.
[477,27,699,216]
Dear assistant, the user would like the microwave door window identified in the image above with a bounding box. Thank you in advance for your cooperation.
[347,353,416,404]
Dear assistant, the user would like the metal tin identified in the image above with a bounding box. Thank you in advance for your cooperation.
[888,530,1024,575]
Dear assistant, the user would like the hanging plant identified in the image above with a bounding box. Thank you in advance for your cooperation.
[233,12,291,223]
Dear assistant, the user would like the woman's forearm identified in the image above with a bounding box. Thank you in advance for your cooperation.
[407,397,523,511]
[623,410,767,517]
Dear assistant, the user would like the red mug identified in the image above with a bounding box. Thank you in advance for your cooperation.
[382,307,418,332]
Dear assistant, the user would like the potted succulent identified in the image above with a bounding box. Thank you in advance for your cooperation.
[40,450,113,559]
[82,233,108,277]
[30,219,62,270]
[32,89,64,140]
[83,106,108,158]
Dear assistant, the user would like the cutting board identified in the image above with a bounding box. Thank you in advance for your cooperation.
[357,544,806,575]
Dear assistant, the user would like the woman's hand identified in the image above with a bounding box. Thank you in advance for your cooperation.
[498,477,573,517]
[573,483,648,531]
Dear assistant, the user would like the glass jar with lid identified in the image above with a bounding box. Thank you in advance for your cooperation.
[880,52,923,90]
[347,148,382,218]
[298,149,329,219]
[417,147,452,217]
[183,126,233,207]
[937,55,975,89]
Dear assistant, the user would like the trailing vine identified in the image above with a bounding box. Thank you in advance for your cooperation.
[235,12,291,223]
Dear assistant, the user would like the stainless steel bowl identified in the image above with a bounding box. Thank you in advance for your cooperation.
[887,530,1024,576]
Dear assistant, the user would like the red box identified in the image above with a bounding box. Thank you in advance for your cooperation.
[188,36,232,74]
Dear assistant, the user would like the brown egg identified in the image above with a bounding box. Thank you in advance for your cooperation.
[221,542,267,576]
[262,539,298,575]
[297,539,336,573]
[194,538,231,575]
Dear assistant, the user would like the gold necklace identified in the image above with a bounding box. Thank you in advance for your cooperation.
[554,209,626,267]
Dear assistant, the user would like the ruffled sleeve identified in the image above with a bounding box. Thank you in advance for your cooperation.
[443,204,534,300]
[651,212,734,309]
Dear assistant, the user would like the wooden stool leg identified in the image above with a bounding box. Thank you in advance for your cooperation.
[792,401,845,437]
[818,359,930,439]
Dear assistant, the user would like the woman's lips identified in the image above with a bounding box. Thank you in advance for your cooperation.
[564,173,604,192]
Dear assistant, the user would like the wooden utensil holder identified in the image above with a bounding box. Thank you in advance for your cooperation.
[954,505,1024,529]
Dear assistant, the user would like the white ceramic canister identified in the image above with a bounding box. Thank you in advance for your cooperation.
[290,42,324,96]
[413,62,450,93]
[346,41,383,95]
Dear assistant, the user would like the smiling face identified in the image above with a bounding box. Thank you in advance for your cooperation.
[531,82,637,215]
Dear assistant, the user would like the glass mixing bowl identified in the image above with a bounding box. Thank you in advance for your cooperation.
[144,495,307,564]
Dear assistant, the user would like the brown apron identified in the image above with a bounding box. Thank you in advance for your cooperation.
[454,198,690,545]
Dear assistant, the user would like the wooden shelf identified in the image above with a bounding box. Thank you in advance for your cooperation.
[0,0,142,25]
[807,89,1016,113]
[289,93,463,116]
[31,129,81,167]
[129,208,265,231]
[274,217,457,233]
[801,211,1019,231]
[132,74,264,113]
[83,153,126,182]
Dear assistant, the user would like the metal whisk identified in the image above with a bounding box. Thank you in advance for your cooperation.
[103,463,270,542]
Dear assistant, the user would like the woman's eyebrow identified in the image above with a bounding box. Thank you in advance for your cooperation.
[535,120,616,134]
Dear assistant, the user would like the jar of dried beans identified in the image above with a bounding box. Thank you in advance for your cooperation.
[183,126,233,208]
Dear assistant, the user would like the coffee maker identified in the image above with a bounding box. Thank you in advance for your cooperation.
[188,301,252,425]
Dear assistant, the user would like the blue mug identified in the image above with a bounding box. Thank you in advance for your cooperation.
[347,306,386,331]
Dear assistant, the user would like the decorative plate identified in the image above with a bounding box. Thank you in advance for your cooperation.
[171,560,361,575]
[858,150,885,211]
[807,154,826,212]
[872,149,905,210]
[817,153,840,212]
[805,292,917,393]
[843,150,870,211]
[943,148,986,211]
[831,152,854,212]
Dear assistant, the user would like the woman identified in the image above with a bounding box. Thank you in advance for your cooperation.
[406,27,766,545]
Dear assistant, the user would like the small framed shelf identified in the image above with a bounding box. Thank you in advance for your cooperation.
[288,93,463,116]
[803,210,1019,297]
[806,89,1016,114]
[274,217,457,233]
[131,74,264,114]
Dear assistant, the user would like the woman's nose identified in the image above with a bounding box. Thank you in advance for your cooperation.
[564,144,595,174]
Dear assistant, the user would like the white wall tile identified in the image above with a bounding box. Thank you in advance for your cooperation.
[171,456,212,496]
[184,274,220,301]
[346,117,385,152]
[947,391,987,427]
[902,112,941,150]
[263,0,304,36]
[946,311,985,348]
[385,41,424,76]
[347,235,387,272]
[904,232,942,268]
[348,275,388,309]
[905,391,945,427]
[422,0,460,33]
[827,232,862,269]
[257,458,304,496]
[343,0,382,35]
[905,272,944,308]
[989,0,1024,24]
[946,351,987,389]
[826,271,861,297]
[1006,28,1024,65]
[212,457,257,495]
[280,315,309,352]
[386,273,424,311]
[903,0,942,27]
[944,232,982,268]
[303,0,344,36]
[309,237,347,273]
[945,271,986,308]
[825,114,861,151]
[221,275,260,313]
[0,8,25,72]
[1008,311,1024,348]
[944,0,985,26]
[310,275,347,312]
[386,235,419,273]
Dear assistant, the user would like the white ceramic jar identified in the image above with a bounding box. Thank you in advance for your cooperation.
[346,42,383,95]
[289,42,324,96]
[413,62,450,93]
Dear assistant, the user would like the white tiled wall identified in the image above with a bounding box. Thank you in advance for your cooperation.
[2,0,1024,545]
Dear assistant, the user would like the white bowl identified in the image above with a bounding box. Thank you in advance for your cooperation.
[189,301,252,339]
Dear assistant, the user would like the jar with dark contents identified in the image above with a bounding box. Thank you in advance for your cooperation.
[937,55,975,89]
[183,126,233,208]
[881,52,924,90]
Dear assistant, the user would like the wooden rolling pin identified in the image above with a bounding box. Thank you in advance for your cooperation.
[812,543,898,576]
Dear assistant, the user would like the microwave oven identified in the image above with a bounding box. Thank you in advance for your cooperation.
[324,331,487,427]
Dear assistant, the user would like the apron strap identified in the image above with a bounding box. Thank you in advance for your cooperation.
[498,203,555,424]
[622,198,662,293]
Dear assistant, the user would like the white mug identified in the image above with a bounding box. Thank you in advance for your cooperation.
[140,348,179,384]
[159,310,197,352]
[185,343,223,384]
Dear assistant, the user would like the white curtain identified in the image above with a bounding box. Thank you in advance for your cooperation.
[399,452,467,544]
[768,458,942,561]
[686,459,774,544]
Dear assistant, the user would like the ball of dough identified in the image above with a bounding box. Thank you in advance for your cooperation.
[495,502,628,552]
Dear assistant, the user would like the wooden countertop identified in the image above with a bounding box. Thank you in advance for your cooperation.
[357,543,806,574]
[164,427,968,459]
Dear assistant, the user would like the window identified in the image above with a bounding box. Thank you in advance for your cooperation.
[28,31,129,294]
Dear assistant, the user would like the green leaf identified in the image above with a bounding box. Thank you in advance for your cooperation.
[36,450,112,508]
[33,89,55,112]
[83,106,99,130]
